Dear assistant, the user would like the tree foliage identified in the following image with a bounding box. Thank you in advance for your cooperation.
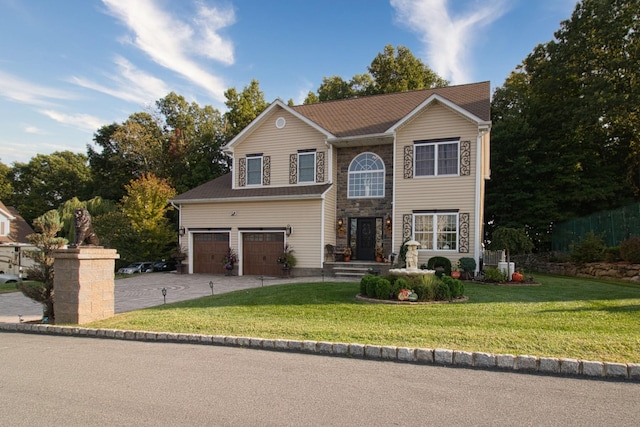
[304,45,448,104]
[19,210,68,322]
[9,151,92,225]
[486,0,639,250]
[224,79,268,141]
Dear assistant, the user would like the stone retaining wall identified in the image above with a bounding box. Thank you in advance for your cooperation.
[2,323,638,382]
[534,261,640,282]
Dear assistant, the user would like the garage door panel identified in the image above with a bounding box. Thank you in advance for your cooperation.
[243,233,284,276]
[193,233,229,274]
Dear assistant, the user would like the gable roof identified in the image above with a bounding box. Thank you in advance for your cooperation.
[291,81,490,138]
[172,173,332,203]
[0,201,34,244]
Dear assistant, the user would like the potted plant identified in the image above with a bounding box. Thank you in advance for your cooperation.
[458,257,477,280]
[451,260,461,279]
[277,244,297,276]
[343,247,352,262]
[375,244,384,262]
[221,247,238,276]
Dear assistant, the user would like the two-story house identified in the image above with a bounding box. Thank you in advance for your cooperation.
[171,81,491,276]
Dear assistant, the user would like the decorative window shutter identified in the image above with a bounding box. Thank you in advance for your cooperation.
[238,158,246,187]
[316,152,325,183]
[403,146,413,179]
[460,141,471,176]
[289,154,297,184]
[263,156,271,185]
[402,214,413,240]
[458,213,469,253]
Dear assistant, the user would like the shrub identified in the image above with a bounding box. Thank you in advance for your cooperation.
[366,277,377,298]
[569,231,606,263]
[441,275,464,299]
[360,274,377,296]
[458,257,476,272]
[434,280,451,301]
[604,246,621,263]
[427,256,452,276]
[483,267,507,282]
[375,278,392,299]
[620,237,640,263]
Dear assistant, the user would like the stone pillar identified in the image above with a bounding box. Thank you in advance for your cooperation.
[53,247,119,324]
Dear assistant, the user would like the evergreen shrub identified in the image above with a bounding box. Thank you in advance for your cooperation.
[620,237,640,263]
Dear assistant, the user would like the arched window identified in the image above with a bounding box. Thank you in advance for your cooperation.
[348,153,385,198]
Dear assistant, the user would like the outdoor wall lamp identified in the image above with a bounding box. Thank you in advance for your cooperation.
[179,226,186,237]
[385,216,392,232]
[337,218,344,228]
[286,225,293,236]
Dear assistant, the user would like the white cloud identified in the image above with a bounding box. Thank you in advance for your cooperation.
[71,56,170,105]
[23,125,46,135]
[38,110,106,133]
[391,0,509,84]
[102,0,234,102]
[0,70,75,106]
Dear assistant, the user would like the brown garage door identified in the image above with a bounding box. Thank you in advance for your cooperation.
[193,233,229,274]
[243,232,284,276]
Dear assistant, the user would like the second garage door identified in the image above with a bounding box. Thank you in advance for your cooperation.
[243,232,284,276]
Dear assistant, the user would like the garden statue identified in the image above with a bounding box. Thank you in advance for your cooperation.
[404,240,421,270]
[70,208,99,247]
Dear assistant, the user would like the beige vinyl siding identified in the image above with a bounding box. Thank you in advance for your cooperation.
[181,198,323,273]
[233,106,328,188]
[393,101,480,264]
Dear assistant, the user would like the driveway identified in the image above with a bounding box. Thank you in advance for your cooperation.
[0,272,354,323]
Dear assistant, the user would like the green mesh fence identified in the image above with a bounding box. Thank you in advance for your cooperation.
[552,203,640,252]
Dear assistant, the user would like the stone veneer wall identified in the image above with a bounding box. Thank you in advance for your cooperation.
[53,247,119,324]
[335,144,393,255]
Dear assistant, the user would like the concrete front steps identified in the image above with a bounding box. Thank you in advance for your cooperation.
[324,261,391,279]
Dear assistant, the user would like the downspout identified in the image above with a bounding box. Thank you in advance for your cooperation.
[391,133,397,255]
[475,126,490,272]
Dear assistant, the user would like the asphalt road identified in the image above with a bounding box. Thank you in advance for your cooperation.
[1,333,638,426]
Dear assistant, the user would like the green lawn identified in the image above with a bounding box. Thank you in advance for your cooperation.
[87,273,640,363]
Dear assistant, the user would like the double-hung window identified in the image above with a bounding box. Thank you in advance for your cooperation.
[348,153,385,198]
[298,151,316,183]
[246,155,262,186]
[414,212,458,251]
[415,139,459,177]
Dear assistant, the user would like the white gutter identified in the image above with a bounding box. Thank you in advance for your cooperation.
[474,127,490,271]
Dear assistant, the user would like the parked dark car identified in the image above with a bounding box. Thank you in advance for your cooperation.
[153,261,177,272]
[117,262,154,274]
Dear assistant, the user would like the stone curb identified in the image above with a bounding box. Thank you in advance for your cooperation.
[2,323,638,381]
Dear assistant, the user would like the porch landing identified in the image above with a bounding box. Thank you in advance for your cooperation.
[324,261,391,279]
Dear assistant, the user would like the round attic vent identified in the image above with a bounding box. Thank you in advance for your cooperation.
[275,117,286,129]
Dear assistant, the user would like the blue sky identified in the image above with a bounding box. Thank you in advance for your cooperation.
[0,0,577,165]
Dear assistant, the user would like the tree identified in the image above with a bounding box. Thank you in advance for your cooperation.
[18,210,68,322]
[486,0,639,250]
[490,227,534,270]
[368,45,448,94]
[304,45,448,103]
[119,173,177,262]
[0,160,11,202]
[9,151,92,225]
[224,79,268,141]
[58,196,117,242]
